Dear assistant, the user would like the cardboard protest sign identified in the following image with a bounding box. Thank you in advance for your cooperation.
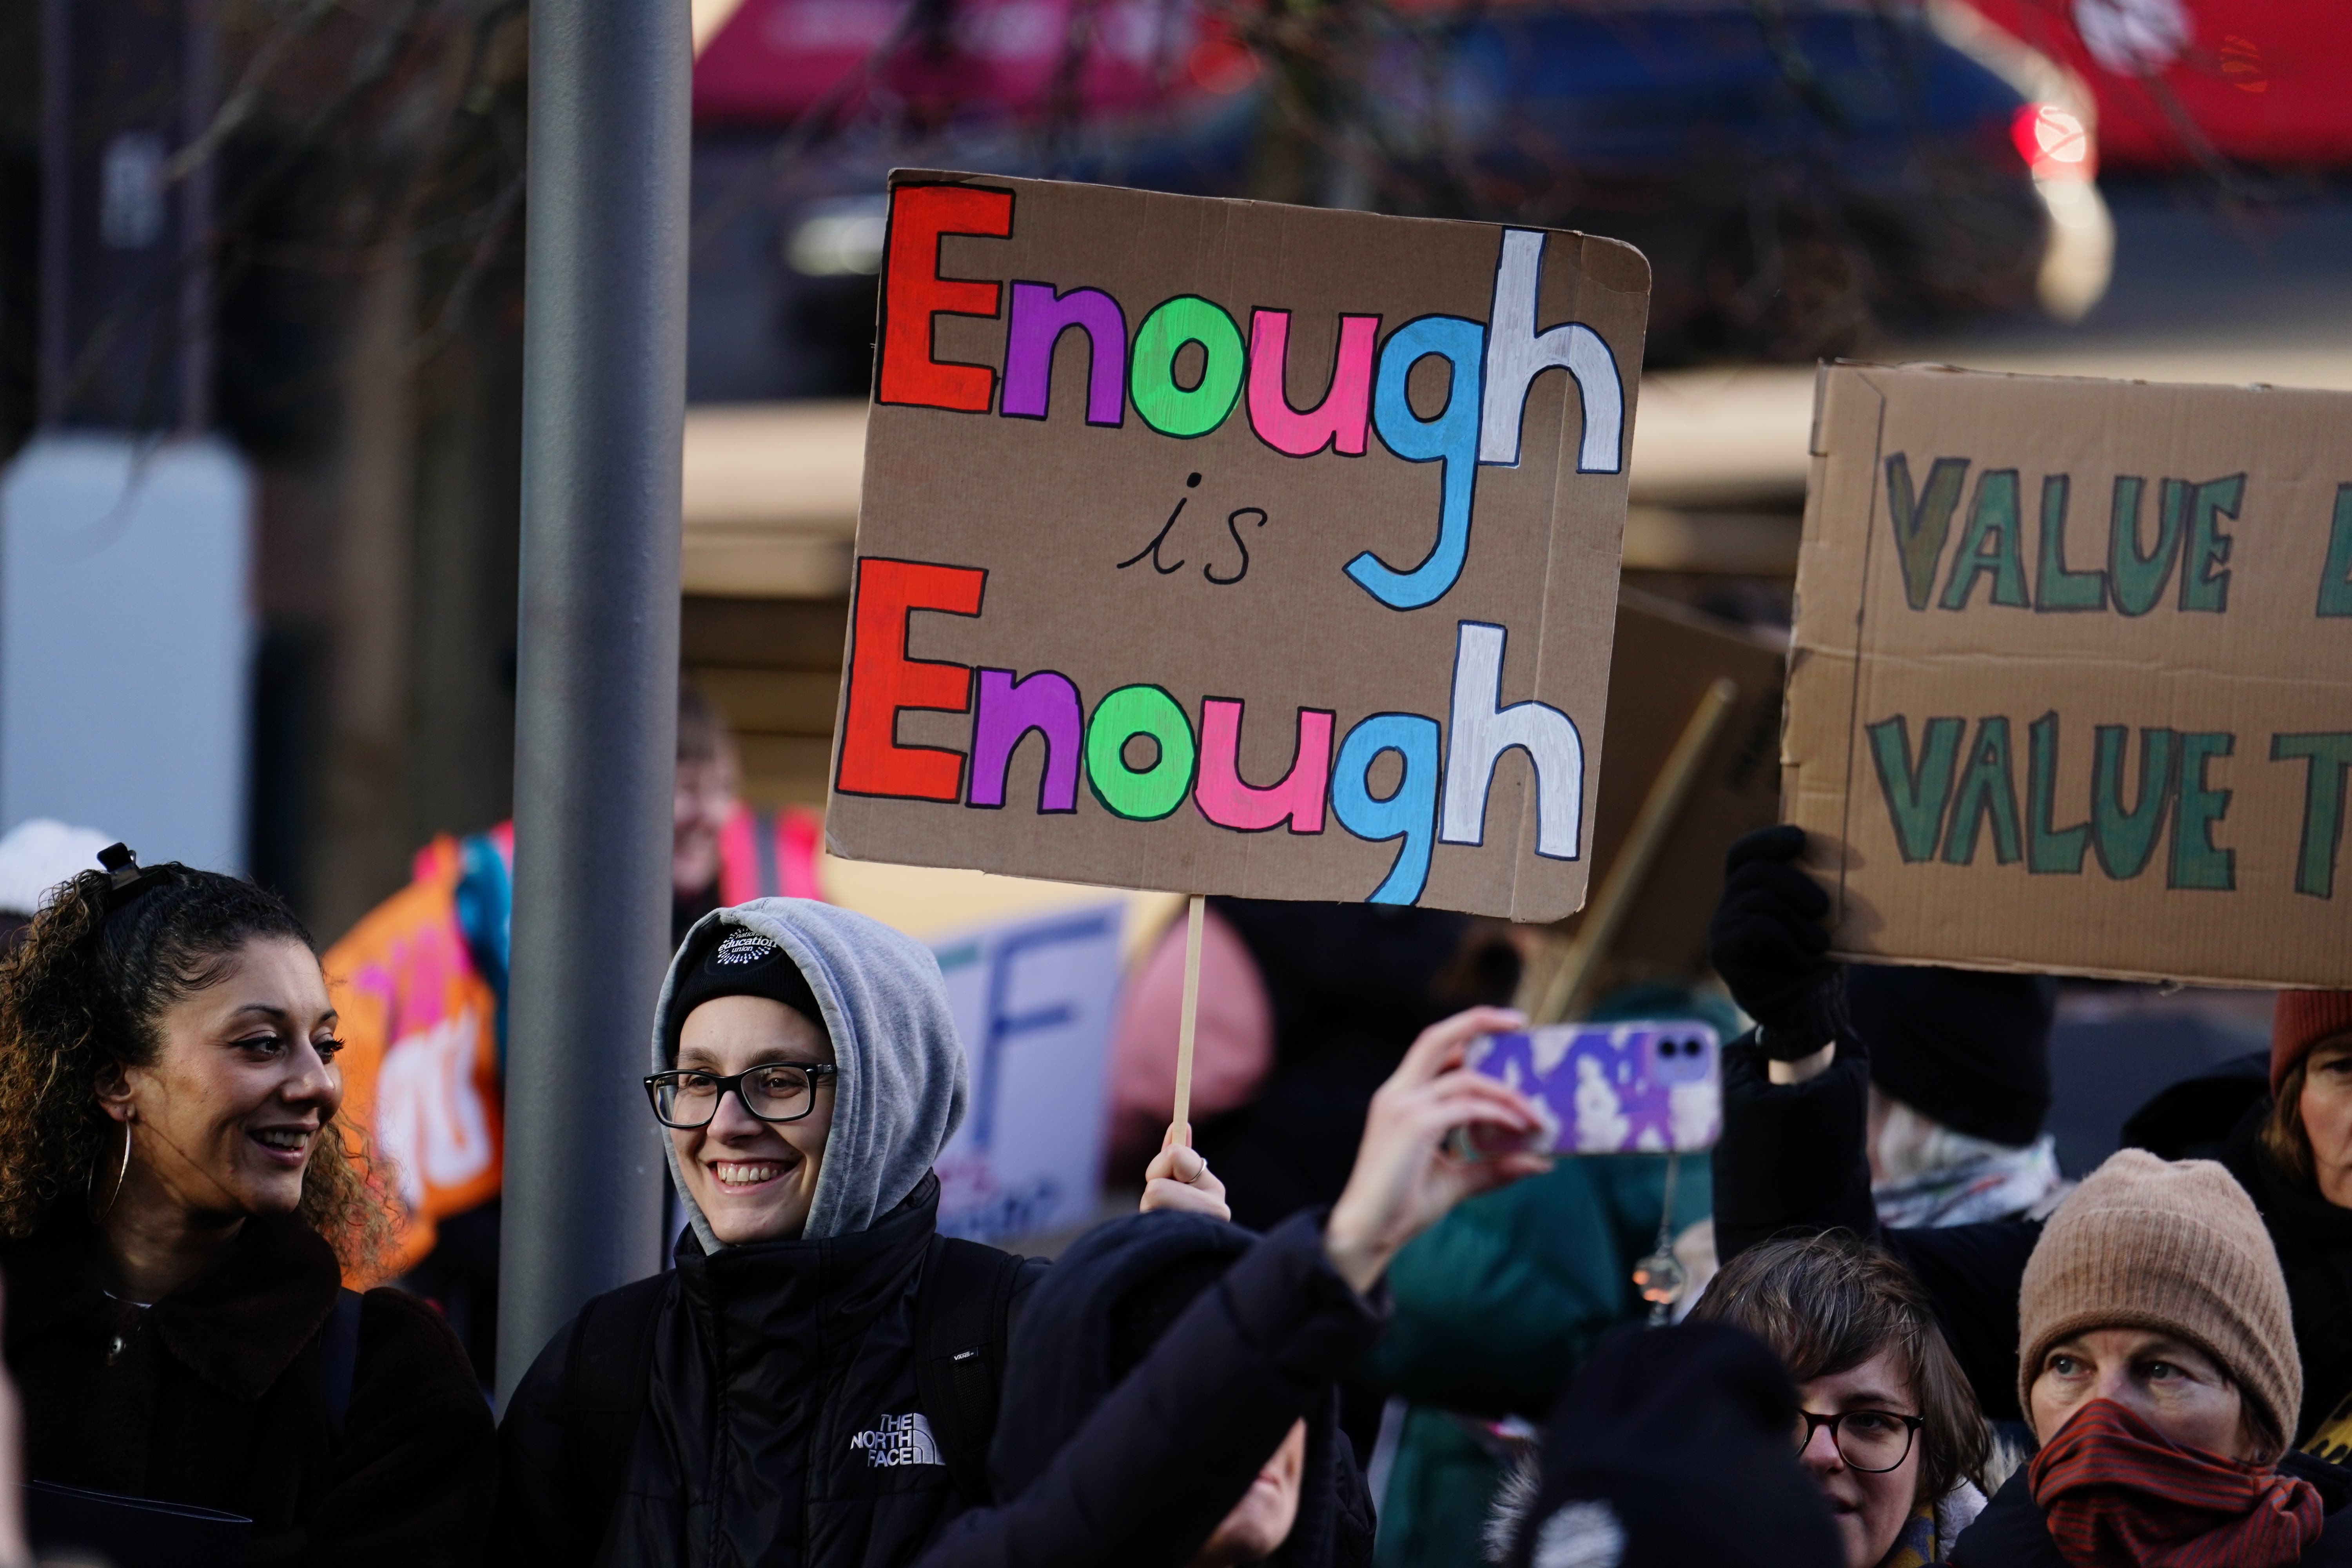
[931,902,1124,1243]
[1555,590,1786,982]
[826,172,1650,921]
[1787,363,2352,988]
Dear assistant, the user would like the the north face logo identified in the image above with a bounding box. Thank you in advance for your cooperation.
[849,1413,941,1468]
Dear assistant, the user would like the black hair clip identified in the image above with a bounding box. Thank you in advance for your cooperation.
[96,844,167,912]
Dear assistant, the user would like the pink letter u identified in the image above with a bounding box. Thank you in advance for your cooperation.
[1247,310,1378,457]
[1194,699,1333,833]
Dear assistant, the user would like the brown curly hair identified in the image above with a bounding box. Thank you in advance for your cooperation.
[0,860,395,1275]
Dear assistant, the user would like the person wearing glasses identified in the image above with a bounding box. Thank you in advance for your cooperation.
[492,899,1232,1568]
[1688,1231,1991,1566]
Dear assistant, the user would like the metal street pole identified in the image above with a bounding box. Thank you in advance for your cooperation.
[497,0,689,1404]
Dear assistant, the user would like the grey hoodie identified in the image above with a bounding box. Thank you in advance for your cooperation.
[652,898,968,1249]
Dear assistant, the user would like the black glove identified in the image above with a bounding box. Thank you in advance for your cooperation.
[1708,825,1846,1060]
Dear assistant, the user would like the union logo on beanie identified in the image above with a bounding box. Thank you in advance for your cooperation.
[664,919,828,1060]
[713,930,782,968]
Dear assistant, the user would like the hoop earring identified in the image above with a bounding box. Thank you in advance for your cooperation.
[89,1117,133,1223]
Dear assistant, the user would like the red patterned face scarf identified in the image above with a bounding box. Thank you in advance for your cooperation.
[2028,1399,2323,1568]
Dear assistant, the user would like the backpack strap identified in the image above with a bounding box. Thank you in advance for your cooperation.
[560,1273,671,1543]
[321,1287,365,1443]
[912,1235,1027,1508]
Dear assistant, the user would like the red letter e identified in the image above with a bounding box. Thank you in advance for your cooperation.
[877,184,1015,412]
[837,558,987,802]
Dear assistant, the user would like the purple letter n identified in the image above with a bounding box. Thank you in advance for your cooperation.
[1001,283,1127,426]
[967,668,1083,812]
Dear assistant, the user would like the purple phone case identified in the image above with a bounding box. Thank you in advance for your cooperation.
[1464,1021,1722,1154]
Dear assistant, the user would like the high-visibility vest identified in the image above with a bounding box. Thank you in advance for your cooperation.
[326,806,822,1276]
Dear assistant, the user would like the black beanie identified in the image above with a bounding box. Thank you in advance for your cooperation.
[1847,964,2058,1148]
[664,921,828,1062]
[1501,1322,1841,1568]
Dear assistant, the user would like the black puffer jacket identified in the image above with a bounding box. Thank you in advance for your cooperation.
[494,1176,1045,1568]
[1713,1030,2352,1452]
[3,1210,493,1566]
[915,1210,1382,1568]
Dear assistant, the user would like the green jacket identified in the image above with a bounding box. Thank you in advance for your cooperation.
[1366,1151,1712,1567]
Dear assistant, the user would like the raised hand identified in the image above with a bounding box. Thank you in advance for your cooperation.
[1708,824,1844,1058]
[1322,1006,1552,1294]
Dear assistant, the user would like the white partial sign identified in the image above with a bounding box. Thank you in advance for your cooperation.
[1,434,253,870]
[931,902,1125,1245]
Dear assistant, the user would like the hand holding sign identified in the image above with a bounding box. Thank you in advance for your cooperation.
[1707,825,1843,1060]
[1140,1128,1230,1221]
[835,171,1650,1165]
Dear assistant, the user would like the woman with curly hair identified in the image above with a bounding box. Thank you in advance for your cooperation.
[0,848,493,1565]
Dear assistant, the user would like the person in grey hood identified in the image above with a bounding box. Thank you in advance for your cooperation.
[492,898,1226,1568]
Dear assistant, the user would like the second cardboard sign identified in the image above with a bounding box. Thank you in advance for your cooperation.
[828,172,1652,922]
[1789,362,2352,989]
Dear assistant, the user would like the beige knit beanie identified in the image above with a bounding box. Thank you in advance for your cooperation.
[2017,1149,2299,1463]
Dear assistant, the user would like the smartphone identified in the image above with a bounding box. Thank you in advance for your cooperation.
[1460,1021,1722,1155]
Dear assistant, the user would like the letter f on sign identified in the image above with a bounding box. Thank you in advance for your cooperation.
[1439,622,1584,859]
[1478,229,1624,473]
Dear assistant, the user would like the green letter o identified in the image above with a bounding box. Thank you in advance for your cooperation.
[1130,296,1245,438]
[1086,685,1197,820]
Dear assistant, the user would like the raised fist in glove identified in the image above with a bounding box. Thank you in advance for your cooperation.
[1708,824,1845,1060]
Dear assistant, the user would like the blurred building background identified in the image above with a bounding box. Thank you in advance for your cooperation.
[1,0,2346,1154]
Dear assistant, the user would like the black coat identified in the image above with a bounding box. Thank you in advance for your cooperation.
[494,1175,1046,1568]
[1950,1449,2352,1564]
[914,1210,1382,1568]
[2,1210,494,1566]
[1712,1031,2352,1448]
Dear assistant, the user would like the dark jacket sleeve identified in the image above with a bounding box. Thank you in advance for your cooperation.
[1709,1027,2043,1425]
[303,1288,497,1568]
[1003,1254,1053,1328]
[488,1312,598,1568]
[912,1210,1385,1568]
[1710,1028,1878,1264]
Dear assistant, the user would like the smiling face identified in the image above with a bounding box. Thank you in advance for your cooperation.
[99,936,343,1222]
[1188,1419,1307,1568]
[1795,1347,1923,1568]
[2030,1328,2258,1462]
[670,994,836,1245]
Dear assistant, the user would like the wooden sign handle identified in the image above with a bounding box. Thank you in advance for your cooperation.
[1167,894,1207,1149]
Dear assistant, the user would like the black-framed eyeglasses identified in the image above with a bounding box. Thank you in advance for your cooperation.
[1793,1409,1925,1473]
[644,1064,839,1129]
